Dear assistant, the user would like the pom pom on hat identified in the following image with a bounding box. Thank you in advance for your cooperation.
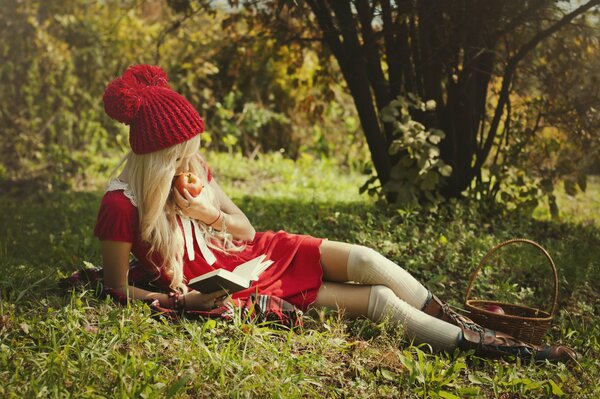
[103,77,143,125]
[123,64,170,88]
[102,64,204,154]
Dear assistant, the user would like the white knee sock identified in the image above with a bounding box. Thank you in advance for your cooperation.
[347,245,430,309]
[368,285,461,352]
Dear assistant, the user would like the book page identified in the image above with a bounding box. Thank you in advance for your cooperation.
[251,260,273,280]
[232,255,267,280]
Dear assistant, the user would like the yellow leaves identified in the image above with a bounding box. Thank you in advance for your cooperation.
[586,44,596,56]
[538,56,548,66]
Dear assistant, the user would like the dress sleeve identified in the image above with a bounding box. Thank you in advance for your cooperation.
[94,191,139,242]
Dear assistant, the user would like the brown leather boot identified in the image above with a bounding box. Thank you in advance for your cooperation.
[458,326,577,363]
[421,292,484,333]
[422,292,577,363]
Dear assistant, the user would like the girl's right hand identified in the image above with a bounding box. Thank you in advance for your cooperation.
[183,289,230,310]
[172,186,220,225]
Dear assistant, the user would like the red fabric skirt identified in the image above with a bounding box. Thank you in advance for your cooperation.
[180,230,325,311]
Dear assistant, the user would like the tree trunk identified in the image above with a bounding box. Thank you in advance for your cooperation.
[307,0,392,187]
[303,0,600,201]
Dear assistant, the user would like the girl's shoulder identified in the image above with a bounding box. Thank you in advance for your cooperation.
[103,179,138,208]
[100,189,136,210]
[94,182,139,242]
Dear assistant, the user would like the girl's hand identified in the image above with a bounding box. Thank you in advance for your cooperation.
[183,289,231,310]
[172,186,220,224]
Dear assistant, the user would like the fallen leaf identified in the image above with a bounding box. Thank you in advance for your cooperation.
[19,322,29,334]
[84,324,98,334]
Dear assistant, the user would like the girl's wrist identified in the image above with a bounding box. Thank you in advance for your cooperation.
[168,291,185,311]
[206,209,222,227]
[182,292,199,310]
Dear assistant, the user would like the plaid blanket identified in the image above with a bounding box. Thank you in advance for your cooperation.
[58,261,303,329]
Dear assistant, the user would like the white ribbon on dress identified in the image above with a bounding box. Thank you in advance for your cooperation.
[178,214,217,265]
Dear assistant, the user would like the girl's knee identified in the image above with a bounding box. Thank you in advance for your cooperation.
[349,245,381,267]
[367,285,397,320]
[369,284,395,301]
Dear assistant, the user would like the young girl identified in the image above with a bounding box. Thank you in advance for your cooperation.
[96,64,575,363]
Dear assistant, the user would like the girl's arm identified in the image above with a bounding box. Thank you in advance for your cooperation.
[208,179,256,241]
[101,240,227,309]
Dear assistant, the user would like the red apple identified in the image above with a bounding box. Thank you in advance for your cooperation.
[483,304,505,315]
[173,172,203,197]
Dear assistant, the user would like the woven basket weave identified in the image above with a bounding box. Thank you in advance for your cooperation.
[464,239,558,345]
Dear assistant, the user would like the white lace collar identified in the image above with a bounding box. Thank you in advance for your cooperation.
[105,179,137,207]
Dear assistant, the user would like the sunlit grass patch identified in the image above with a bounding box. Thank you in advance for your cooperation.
[534,175,600,226]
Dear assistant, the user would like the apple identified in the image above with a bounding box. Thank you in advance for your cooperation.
[173,172,203,197]
[483,304,505,315]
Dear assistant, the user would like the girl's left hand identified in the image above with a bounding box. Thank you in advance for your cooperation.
[172,186,219,223]
[183,289,231,310]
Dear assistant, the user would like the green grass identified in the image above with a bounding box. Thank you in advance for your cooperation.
[1,153,599,398]
[533,175,600,226]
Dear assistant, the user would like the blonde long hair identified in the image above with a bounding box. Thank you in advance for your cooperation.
[117,135,242,292]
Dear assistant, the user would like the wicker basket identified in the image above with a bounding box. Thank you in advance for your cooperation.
[464,239,558,345]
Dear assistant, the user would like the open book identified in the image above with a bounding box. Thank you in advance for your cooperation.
[187,255,274,294]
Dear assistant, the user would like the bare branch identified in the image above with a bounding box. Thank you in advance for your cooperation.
[154,6,205,64]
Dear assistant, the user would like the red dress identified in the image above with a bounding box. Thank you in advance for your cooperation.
[93,165,324,311]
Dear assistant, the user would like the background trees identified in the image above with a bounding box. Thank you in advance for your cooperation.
[0,0,366,188]
[1,0,598,214]
[298,0,600,205]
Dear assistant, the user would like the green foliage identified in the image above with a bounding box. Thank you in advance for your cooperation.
[471,95,594,219]
[364,95,451,210]
[210,91,290,154]
[468,11,600,218]
[1,155,599,397]
[533,175,600,225]
[519,12,600,176]
[0,0,367,189]
[0,0,159,184]
[160,1,367,162]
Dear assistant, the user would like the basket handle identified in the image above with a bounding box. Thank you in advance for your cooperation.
[464,238,558,317]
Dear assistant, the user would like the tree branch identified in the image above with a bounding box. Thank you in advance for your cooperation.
[355,0,389,112]
[381,0,404,98]
[306,0,344,62]
[307,0,393,187]
[494,0,548,39]
[154,5,205,64]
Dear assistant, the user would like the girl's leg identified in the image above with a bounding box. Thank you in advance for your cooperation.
[311,281,371,317]
[318,240,352,282]
[311,282,461,352]
[316,242,577,362]
[319,240,430,308]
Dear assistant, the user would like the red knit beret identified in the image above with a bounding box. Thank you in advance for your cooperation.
[102,64,204,154]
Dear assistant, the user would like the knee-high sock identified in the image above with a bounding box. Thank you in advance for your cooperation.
[368,285,461,352]
[347,245,429,309]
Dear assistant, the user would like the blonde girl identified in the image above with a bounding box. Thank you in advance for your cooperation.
[96,64,575,363]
